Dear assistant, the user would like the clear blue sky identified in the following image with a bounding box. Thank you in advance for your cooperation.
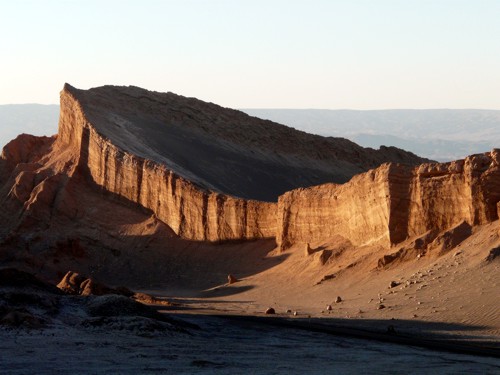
[1,0,500,109]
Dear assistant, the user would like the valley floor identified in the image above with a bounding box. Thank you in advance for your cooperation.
[1,314,499,375]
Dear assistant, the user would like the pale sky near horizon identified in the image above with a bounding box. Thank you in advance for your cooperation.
[1,0,500,109]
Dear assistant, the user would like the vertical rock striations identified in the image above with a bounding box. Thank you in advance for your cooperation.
[56,84,276,242]
[277,165,394,249]
[276,151,500,249]
[2,83,499,251]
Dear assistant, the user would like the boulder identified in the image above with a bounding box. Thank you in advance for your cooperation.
[265,307,275,315]
[227,274,238,284]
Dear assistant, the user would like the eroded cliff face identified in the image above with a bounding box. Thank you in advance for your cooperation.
[2,83,499,251]
[56,85,276,241]
[276,151,500,249]
[277,165,394,249]
[56,84,429,202]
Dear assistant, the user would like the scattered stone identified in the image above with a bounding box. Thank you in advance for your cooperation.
[293,311,298,316]
[326,304,333,311]
[286,309,292,314]
[265,307,275,315]
[389,281,399,288]
[227,274,238,284]
[377,304,386,310]
[485,246,500,262]
[57,271,128,297]
[132,293,173,306]
[335,296,342,303]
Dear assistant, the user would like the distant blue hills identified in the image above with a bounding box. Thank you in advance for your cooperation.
[242,109,500,161]
[0,104,59,149]
[1,104,499,162]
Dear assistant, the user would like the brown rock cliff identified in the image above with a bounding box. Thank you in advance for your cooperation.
[56,85,277,241]
[277,151,500,249]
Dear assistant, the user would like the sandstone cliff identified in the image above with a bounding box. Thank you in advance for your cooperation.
[276,151,500,249]
[2,83,496,251]
[0,83,429,243]
[59,84,428,202]
[56,85,277,242]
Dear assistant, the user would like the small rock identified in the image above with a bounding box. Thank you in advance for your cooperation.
[286,309,292,314]
[265,307,275,315]
[227,274,238,284]
[293,311,298,316]
[389,281,399,288]
[377,304,386,310]
[335,296,342,303]
[326,304,333,311]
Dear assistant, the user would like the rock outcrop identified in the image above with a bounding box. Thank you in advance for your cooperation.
[58,84,428,202]
[277,151,500,249]
[1,83,498,260]
[0,84,428,244]
[57,85,278,241]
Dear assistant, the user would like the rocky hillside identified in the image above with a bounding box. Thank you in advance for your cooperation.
[2,84,499,282]
[60,84,428,202]
[0,83,429,243]
[277,152,500,249]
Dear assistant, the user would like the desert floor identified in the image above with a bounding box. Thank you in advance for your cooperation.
[1,222,499,373]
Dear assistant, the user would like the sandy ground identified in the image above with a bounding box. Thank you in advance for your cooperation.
[145,221,500,350]
[1,313,499,375]
[1,221,499,373]
[1,189,499,372]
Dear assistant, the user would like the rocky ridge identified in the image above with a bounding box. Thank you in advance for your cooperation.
[277,152,500,249]
[1,83,498,272]
[0,84,429,244]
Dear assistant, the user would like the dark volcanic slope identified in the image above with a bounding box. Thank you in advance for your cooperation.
[67,84,428,201]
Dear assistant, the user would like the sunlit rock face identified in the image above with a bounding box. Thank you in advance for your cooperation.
[6,83,480,248]
[56,84,278,241]
[276,151,500,249]
[2,83,422,243]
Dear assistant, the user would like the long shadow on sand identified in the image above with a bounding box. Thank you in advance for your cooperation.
[207,314,500,358]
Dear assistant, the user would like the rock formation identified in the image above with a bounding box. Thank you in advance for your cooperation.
[276,151,500,249]
[0,84,428,244]
[1,83,498,280]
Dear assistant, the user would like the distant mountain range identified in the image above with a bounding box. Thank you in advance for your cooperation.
[0,104,59,148]
[242,109,500,161]
[1,105,499,162]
